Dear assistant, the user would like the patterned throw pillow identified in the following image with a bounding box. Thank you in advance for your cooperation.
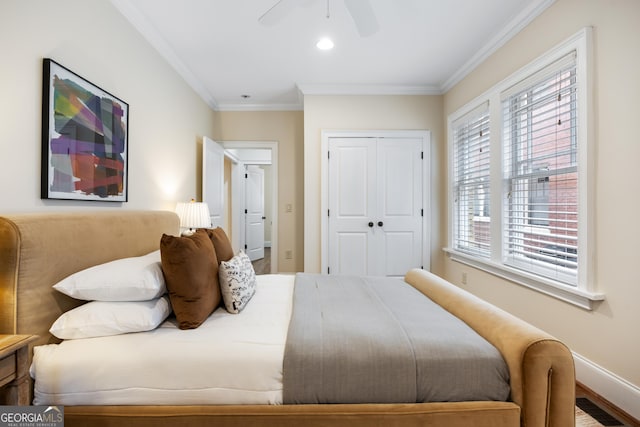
[219,251,257,314]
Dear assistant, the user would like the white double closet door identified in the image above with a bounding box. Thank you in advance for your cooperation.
[328,137,425,277]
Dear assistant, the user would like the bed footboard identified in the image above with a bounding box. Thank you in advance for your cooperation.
[404,269,575,427]
[65,402,520,427]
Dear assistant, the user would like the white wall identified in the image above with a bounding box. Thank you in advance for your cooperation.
[442,0,640,416]
[303,95,444,273]
[0,0,216,213]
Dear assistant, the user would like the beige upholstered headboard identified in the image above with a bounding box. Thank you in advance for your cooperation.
[0,211,180,350]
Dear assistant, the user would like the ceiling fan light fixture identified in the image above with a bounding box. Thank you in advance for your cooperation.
[316,37,334,50]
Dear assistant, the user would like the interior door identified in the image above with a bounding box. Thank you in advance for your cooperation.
[245,165,265,261]
[376,138,423,276]
[328,137,423,277]
[203,137,225,228]
[328,138,376,276]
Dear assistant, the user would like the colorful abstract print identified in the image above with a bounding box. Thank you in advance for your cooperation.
[49,74,127,199]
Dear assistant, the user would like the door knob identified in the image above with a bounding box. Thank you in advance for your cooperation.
[377,221,384,227]
[368,222,374,227]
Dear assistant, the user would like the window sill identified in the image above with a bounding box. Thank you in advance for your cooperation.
[443,248,604,310]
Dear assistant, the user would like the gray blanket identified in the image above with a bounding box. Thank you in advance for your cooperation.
[282,273,510,404]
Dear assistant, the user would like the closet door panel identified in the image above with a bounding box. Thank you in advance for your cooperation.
[334,232,370,276]
[328,138,376,275]
[382,231,418,277]
[376,138,423,276]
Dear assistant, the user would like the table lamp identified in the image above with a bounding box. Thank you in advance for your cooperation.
[175,199,211,236]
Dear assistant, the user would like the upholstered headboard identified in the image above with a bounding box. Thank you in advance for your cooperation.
[0,211,180,349]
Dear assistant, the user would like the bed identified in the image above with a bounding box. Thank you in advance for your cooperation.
[0,210,575,427]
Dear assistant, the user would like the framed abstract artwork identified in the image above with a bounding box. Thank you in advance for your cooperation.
[41,58,128,201]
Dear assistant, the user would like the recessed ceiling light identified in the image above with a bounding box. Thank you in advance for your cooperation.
[316,37,334,50]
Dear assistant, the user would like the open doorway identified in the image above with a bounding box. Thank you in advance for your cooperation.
[223,141,278,273]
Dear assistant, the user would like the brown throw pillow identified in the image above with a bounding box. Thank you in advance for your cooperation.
[205,227,234,263]
[160,229,221,329]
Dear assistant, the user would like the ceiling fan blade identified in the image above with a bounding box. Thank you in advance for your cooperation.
[259,0,298,26]
[343,0,379,37]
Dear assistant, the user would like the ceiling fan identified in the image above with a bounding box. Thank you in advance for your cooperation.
[259,0,379,37]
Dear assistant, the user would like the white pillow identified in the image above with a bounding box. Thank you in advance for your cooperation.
[53,250,166,301]
[50,296,172,340]
[219,251,257,314]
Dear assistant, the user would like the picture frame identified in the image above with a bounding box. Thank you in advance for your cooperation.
[41,58,129,202]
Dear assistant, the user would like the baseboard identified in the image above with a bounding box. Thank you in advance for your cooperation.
[264,241,272,248]
[573,351,640,421]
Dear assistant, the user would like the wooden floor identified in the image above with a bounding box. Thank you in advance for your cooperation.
[576,382,640,426]
[252,247,271,275]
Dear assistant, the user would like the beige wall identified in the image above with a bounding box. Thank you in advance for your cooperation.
[213,111,304,272]
[442,0,640,390]
[303,95,444,273]
[0,0,216,213]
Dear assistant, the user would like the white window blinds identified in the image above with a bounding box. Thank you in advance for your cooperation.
[502,52,578,285]
[452,103,491,257]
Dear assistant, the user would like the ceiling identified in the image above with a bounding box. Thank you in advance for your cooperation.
[112,0,554,111]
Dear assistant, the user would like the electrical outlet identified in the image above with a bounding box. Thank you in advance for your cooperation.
[461,272,468,285]
[285,203,293,213]
[285,250,293,260]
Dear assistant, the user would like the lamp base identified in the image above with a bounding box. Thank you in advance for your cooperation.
[180,228,197,237]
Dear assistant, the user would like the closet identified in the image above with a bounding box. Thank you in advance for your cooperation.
[326,132,430,277]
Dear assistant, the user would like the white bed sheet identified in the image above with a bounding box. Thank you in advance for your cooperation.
[30,274,295,406]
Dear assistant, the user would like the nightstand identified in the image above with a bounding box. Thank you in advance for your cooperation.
[0,335,38,405]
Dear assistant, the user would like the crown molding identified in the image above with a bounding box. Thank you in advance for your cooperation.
[297,83,442,96]
[110,0,219,111]
[216,103,303,112]
[112,0,555,111]
[440,0,556,92]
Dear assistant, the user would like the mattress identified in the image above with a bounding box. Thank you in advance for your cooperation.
[30,274,295,406]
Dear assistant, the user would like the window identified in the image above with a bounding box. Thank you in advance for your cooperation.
[502,54,578,285]
[528,176,550,226]
[446,28,600,309]
[451,104,491,258]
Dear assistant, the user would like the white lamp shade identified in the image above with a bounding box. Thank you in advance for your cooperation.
[175,201,211,230]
